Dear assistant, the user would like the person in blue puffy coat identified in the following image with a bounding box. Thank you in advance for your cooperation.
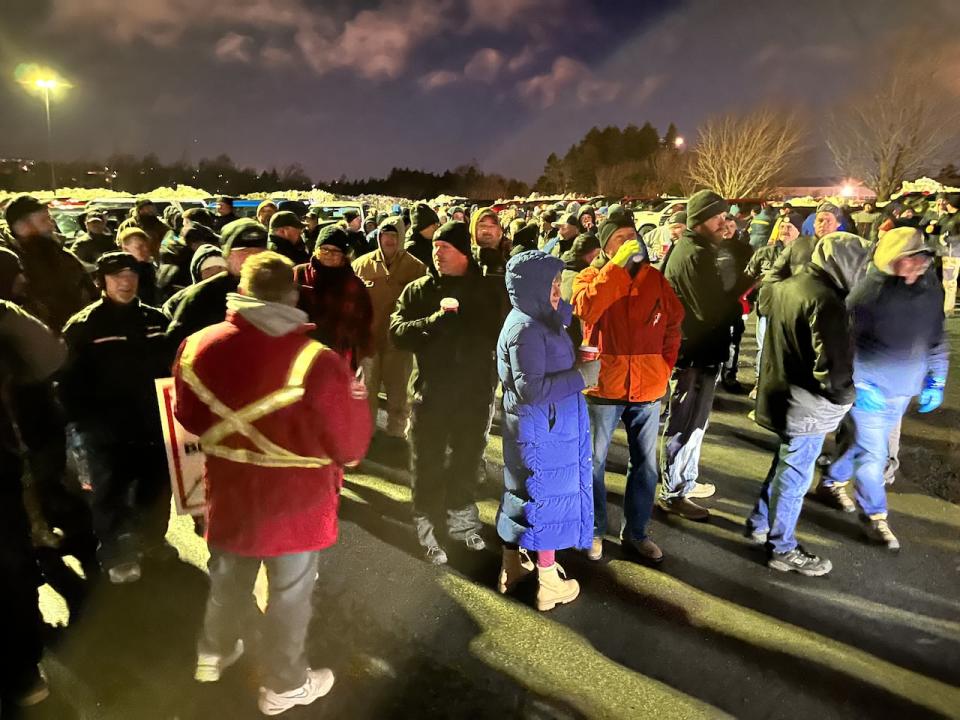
[495,250,598,612]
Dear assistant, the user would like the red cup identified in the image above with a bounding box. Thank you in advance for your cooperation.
[440,297,459,313]
[578,345,599,362]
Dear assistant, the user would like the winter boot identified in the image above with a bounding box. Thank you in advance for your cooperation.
[535,563,580,611]
[497,547,534,594]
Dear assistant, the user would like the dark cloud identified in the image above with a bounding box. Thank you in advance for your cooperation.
[0,0,957,183]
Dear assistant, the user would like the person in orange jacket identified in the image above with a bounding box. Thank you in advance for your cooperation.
[571,212,684,563]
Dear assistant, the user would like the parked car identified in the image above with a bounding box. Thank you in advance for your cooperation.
[633,197,687,235]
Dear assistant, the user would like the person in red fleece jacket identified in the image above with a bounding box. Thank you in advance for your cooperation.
[173,251,371,716]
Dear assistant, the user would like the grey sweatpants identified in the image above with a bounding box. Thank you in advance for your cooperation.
[198,548,320,692]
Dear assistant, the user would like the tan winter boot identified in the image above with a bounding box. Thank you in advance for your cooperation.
[536,563,580,611]
[497,547,534,594]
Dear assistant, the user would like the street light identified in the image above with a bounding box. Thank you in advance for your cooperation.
[15,66,71,191]
[674,136,685,148]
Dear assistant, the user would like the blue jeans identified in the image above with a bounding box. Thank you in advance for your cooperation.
[588,401,661,541]
[822,395,910,518]
[747,434,825,554]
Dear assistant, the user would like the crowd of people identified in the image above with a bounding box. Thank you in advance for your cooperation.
[0,185,952,714]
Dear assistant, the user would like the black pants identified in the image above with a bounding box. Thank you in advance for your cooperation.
[80,425,170,568]
[0,469,44,699]
[410,395,491,544]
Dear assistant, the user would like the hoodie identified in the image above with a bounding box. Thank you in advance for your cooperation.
[470,207,509,277]
[352,216,426,351]
[755,233,870,437]
[225,293,311,337]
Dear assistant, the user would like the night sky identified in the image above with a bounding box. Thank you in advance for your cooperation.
[1,0,958,183]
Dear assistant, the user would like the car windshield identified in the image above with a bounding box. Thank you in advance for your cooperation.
[51,210,83,238]
[312,205,362,221]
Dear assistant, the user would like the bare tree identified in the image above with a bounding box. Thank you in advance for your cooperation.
[827,69,958,200]
[688,108,805,197]
[643,149,696,197]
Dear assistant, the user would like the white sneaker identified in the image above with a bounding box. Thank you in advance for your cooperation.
[258,668,335,716]
[108,562,141,584]
[194,639,244,683]
[688,482,716,499]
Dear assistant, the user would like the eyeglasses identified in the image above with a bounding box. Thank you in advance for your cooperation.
[318,247,344,257]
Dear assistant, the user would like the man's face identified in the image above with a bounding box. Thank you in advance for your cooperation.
[668,222,686,241]
[138,204,157,219]
[604,227,638,255]
[317,245,345,268]
[814,211,840,239]
[723,218,739,240]
[348,216,362,231]
[581,215,594,231]
[227,247,264,276]
[86,217,106,235]
[199,263,225,281]
[103,269,139,305]
[779,222,800,245]
[305,215,319,230]
[433,240,468,276]
[379,230,399,261]
[475,216,503,249]
[122,237,151,263]
[696,213,728,244]
[560,223,578,242]
[421,222,439,241]
[15,209,55,240]
[216,201,232,216]
[452,211,465,222]
[257,206,277,225]
[892,254,931,285]
[550,272,562,310]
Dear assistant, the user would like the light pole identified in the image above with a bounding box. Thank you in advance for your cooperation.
[35,78,57,189]
[16,68,70,191]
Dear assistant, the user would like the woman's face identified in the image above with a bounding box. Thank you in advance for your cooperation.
[550,272,562,310]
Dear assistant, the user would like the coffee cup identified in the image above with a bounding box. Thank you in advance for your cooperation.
[440,297,459,313]
[578,346,599,362]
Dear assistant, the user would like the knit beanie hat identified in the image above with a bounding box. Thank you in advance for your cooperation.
[411,203,440,234]
[433,221,472,257]
[783,212,804,232]
[598,214,636,252]
[269,211,304,232]
[668,211,687,225]
[315,224,351,255]
[873,227,933,275]
[686,190,729,227]
[4,194,46,228]
[97,251,139,276]
[816,201,843,221]
[510,223,540,255]
[257,199,278,215]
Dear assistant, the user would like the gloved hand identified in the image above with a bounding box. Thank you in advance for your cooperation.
[918,375,945,413]
[854,382,886,412]
[610,239,642,268]
[576,358,601,387]
[429,309,458,331]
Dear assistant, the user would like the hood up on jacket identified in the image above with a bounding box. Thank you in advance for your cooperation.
[226,292,313,337]
[189,243,226,283]
[809,231,869,294]
[872,226,932,275]
[469,207,499,245]
[561,233,601,272]
[505,250,570,330]
[374,215,407,260]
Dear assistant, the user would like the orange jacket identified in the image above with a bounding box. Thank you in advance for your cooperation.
[571,259,684,403]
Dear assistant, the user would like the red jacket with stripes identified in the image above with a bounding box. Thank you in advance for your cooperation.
[172,312,372,556]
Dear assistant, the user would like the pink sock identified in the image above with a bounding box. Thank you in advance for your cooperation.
[537,550,555,568]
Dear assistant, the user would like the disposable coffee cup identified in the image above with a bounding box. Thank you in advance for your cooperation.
[578,346,599,362]
[440,297,459,313]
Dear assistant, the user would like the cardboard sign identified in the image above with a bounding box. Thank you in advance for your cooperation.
[155,378,206,516]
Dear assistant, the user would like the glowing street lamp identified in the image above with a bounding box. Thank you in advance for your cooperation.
[674,136,685,148]
[16,66,71,190]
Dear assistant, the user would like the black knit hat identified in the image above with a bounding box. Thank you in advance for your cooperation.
[411,203,440,233]
[134,197,156,211]
[221,218,268,255]
[433,221,472,257]
[511,223,540,255]
[598,214,635,252]
[269,210,303,232]
[4,194,47,228]
[540,209,558,225]
[686,190,729,227]
[783,212,804,233]
[342,209,361,224]
[183,207,214,226]
[944,192,960,209]
[562,233,601,264]
[215,195,235,207]
[315,224,351,254]
[97,251,139,276]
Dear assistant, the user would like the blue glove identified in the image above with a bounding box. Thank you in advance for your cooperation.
[918,375,945,414]
[854,383,886,412]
